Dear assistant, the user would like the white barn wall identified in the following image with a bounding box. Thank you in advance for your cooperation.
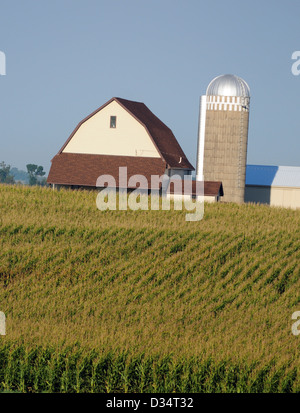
[63,100,161,158]
[166,193,217,203]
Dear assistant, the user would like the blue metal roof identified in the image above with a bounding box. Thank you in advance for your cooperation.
[246,165,300,187]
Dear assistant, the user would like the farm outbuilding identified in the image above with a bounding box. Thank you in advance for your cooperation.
[245,165,300,209]
[47,97,223,201]
[167,180,223,203]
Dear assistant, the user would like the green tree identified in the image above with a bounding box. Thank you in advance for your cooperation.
[0,161,15,184]
[26,164,46,186]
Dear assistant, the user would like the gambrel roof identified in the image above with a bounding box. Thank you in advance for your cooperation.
[57,97,194,170]
[47,153,167,188]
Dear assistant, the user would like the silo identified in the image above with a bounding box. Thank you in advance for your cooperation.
[196,74,250,203]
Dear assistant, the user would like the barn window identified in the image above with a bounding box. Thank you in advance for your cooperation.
[110,116,117,128]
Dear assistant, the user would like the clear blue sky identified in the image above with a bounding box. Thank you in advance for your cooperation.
[0,0,299,174]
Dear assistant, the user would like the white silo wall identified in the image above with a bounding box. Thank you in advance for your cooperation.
[196,95,207,181]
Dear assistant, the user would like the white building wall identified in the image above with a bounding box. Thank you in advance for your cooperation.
[166,193,217,202]
[63,100,161,158]
[196,95,207,180]
[245,185,300,210]
[270,186,300,209]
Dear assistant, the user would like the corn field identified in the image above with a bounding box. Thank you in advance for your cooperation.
[0,184,299,392]
[0,345,298,393]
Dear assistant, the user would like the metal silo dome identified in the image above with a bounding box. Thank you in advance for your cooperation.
[206,74,250,97]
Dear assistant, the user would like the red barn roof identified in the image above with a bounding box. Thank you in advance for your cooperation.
[47,153,167,189]
[167,180,224,197]
[56,97,194,170]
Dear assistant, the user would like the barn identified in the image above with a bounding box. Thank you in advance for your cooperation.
[47,97,223,200]
[245,165,300,209]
